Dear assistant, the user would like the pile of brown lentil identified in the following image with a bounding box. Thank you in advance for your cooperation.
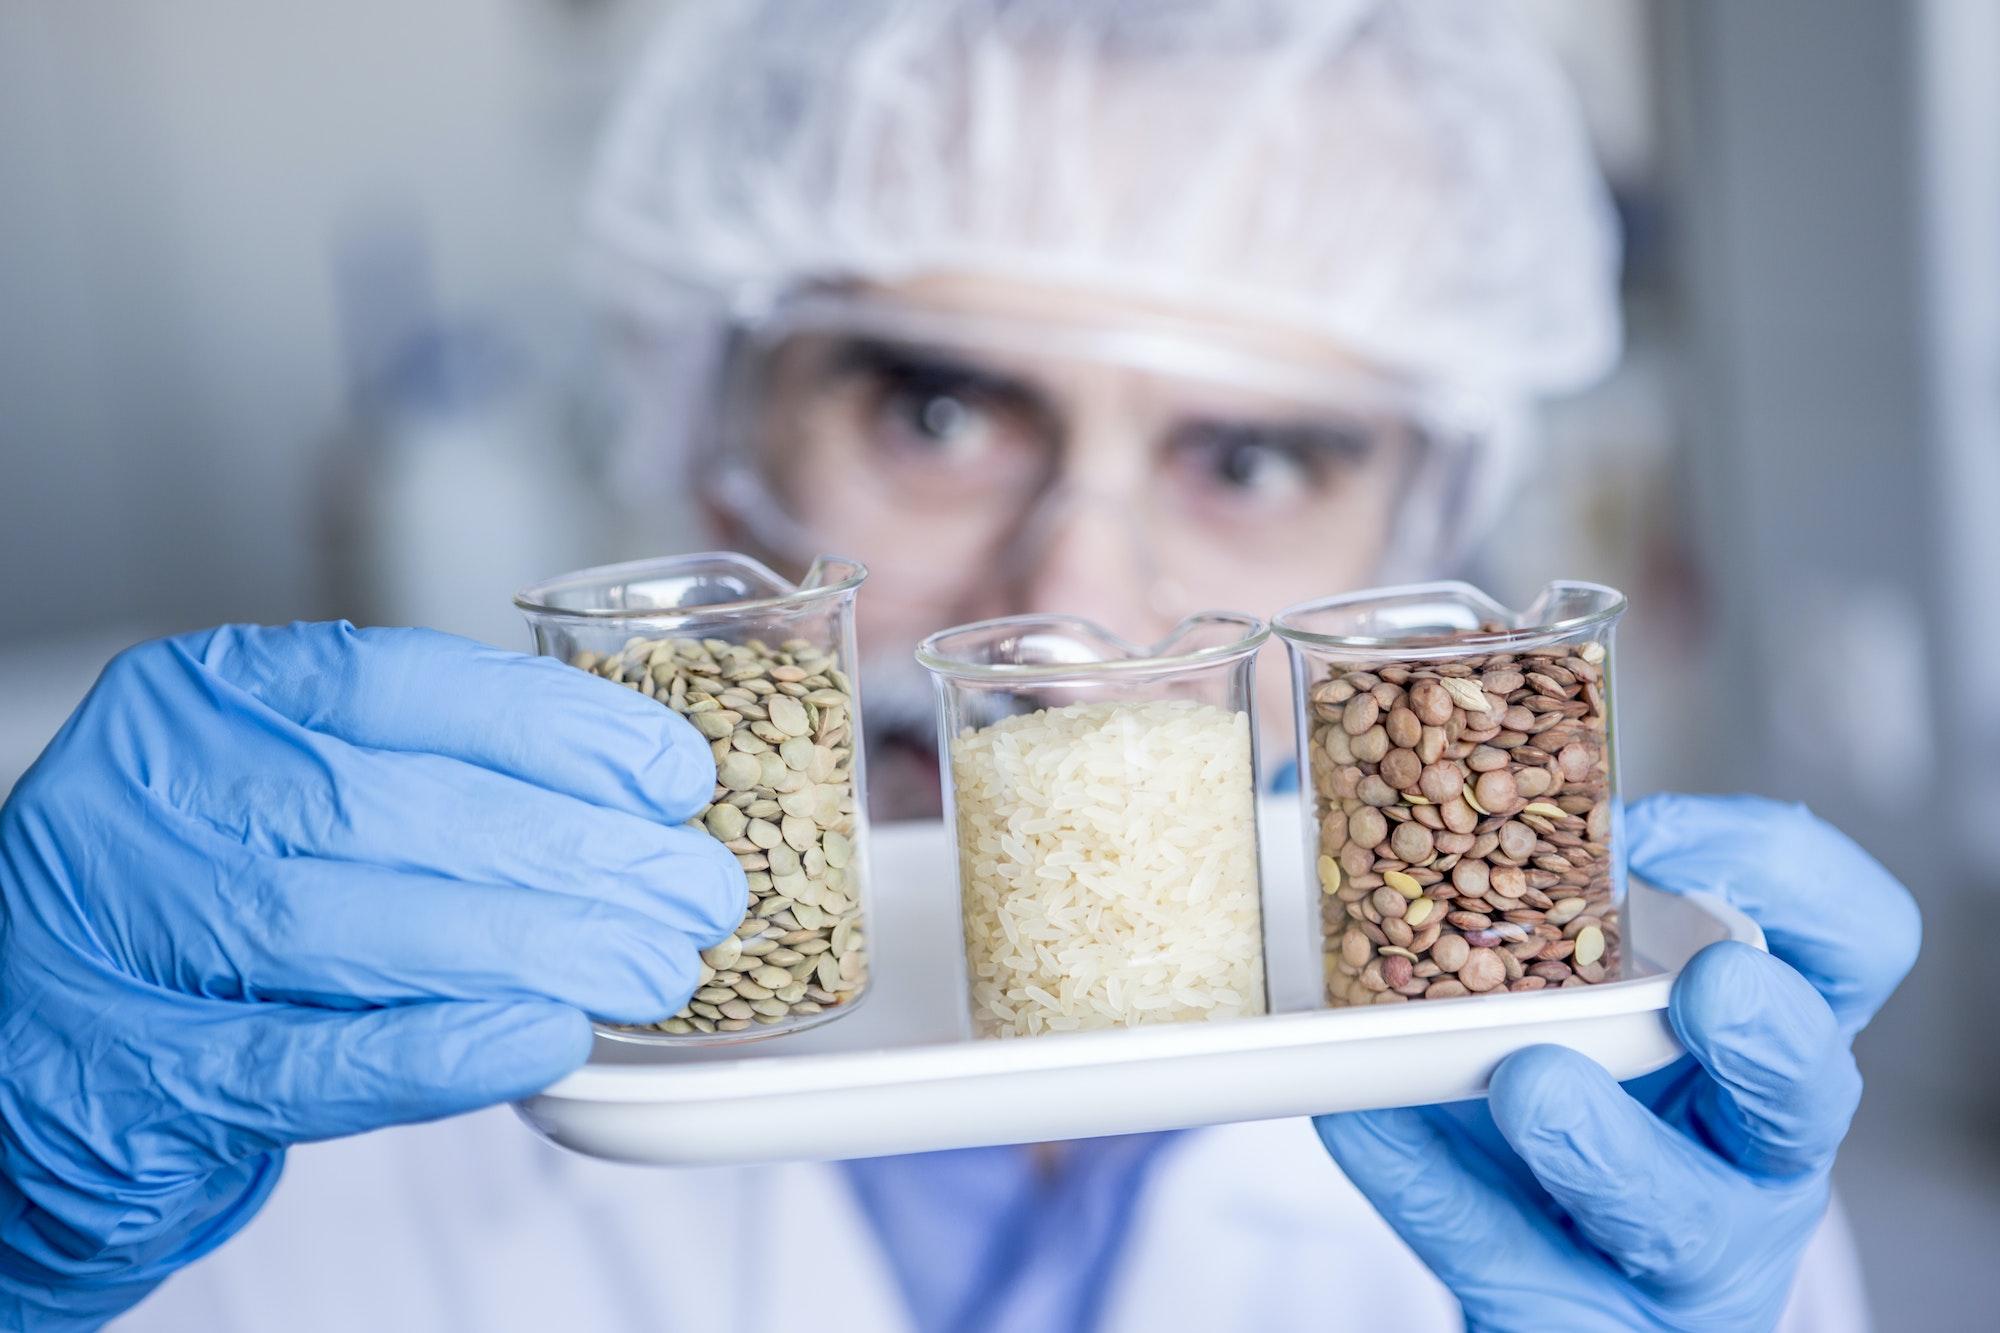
[1308,633,1619,1004]
[571,633,867,1037]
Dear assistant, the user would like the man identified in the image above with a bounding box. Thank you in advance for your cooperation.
[0,3,1917,1329]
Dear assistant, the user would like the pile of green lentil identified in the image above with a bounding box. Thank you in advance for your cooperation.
[571,633,867,1037]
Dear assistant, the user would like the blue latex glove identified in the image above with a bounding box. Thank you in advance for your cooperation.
[0,623,744,1331]
[1315,793,1920,1331]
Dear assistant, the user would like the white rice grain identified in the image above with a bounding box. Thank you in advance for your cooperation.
[949,699,1266,1038]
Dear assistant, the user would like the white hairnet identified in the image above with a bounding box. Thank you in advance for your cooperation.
[587,0,1621,399]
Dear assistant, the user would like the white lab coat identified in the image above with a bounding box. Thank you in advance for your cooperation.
[114,1109,1870,1331]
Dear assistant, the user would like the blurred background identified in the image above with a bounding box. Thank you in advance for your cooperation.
[2,1,1994,1322]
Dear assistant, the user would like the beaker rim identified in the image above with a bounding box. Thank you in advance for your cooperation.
[515,552,866,625]
[915,610,1269,682]
[1271,579,1626,653]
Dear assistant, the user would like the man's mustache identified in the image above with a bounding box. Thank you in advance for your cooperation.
[855,651,938,744]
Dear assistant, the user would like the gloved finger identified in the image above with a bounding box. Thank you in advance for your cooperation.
[167,623,717,822]
[1669,941,1861,1179]
[1313,1107,1579,1293]
[186,858,712,1024]
[1626,793,1920,1036]
[155,714,747,945]
[189,999,594,1155]
[1487,1045,1731,1287]
[294,749,748,943]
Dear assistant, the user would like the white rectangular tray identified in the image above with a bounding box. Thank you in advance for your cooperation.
[515,800,1761,1166]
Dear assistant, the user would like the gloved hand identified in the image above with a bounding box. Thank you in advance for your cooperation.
[1315,793,1920,1331]
[0,623,745,1331]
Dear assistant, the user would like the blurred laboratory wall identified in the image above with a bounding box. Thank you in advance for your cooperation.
[0,0,1995,1320]
[1503,6,2000,1317]
[1657,4,2000,1323]
[0,0,670,627]
[0,0,678,777]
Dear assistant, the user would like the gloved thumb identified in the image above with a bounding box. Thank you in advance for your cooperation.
[185,999,592,1156]
[1625,793,1919,1037]
[1669,941,1861,1179]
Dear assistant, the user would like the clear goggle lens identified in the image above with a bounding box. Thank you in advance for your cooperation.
[704,291,1488,619]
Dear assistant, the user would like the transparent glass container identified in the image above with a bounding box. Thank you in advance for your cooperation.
[515,553,872,1043]
[916,613,1271,1039]
[1273,582,1626,1007]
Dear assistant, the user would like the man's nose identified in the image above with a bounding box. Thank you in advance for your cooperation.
[1006,490,1171,645]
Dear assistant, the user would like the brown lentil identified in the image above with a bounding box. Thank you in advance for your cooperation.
[1306,631,1620,1006]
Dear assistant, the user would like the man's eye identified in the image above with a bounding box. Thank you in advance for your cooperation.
[1172,424,1322,500]
[881,381,991,456]
[841,354,1060,502]
[1215,435,1310,493]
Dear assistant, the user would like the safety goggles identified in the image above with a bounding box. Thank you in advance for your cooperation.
[700,288,1494,621]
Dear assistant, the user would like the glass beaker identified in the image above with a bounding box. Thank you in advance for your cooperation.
[1274,581,1627,1006]
[916,613,1271,1039]
[515,553,872,1043]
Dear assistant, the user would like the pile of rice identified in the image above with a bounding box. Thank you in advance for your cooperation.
[949,698,1266,1038]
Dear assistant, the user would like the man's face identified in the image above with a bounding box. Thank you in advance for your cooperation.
[710,275,1421,815]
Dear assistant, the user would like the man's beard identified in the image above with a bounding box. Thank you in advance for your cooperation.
[853,648,944,822]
